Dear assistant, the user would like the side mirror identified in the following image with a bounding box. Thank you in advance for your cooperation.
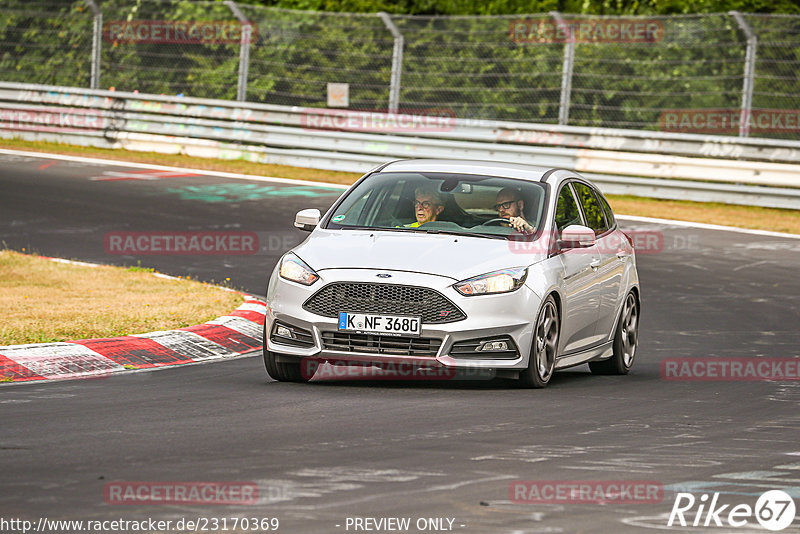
[559,224,596,249]
[294,209,321,232]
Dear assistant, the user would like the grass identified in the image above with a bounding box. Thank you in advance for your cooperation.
[606,195,800,235]
[1,137,798,233]
[0,250,244,346]
[126,260,155,273]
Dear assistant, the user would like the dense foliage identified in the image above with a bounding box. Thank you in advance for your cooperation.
[2,0,799,138]
[250,0,800,15]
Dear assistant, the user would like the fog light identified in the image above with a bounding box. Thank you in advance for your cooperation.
[479,340,508,351]
[276,325,295,339]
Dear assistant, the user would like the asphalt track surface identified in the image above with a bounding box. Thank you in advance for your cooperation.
[1,153,799,534]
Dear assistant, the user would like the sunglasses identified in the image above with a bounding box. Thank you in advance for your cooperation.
[414,200,437,209]
[494,200,516,211]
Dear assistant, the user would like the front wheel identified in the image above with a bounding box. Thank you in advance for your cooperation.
[589,291,639,375]
[263,324,308,383]
[519,295,559,388]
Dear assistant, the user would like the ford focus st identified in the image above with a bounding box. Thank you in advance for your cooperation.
[264,159,640,387]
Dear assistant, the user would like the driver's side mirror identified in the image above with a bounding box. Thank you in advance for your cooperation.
[294,209,320,232]
[559,224,596,249]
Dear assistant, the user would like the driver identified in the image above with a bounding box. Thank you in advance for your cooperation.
[495,187,534,234]
[407,185,445,227]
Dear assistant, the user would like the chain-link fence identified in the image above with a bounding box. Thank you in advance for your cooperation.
[0,1,95,88]
[2,0,800,139]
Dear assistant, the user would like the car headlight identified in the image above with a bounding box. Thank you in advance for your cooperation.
[279,253,319,285]
[454,267,527,296]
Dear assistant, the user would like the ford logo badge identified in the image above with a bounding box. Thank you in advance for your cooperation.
[376,274,392,278]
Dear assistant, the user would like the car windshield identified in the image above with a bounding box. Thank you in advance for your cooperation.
[325,172,547,239]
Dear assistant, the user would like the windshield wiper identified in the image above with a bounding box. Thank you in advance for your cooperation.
[331,225,509,240]
[411,228,507,240]
[333,225,400,231]
[331,225,420,233]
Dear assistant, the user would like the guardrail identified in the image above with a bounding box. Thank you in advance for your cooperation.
[1,82,799,209]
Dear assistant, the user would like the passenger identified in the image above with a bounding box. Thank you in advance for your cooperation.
[407,185,446,227]
[495,187,535,234]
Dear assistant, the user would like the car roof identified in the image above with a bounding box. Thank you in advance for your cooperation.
[377,159,567,183]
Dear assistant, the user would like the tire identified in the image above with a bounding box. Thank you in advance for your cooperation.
[263,323,308,383]
[519,295,559,388]
[589,291,639,375]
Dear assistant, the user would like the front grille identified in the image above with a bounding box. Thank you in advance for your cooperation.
[303,283,465,324]
[321,331,442,357]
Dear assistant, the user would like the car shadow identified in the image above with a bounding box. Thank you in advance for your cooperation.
[298,366,605,390]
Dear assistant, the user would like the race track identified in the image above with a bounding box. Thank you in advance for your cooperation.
[1,152,799,533]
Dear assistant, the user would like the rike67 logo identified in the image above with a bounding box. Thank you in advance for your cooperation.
[668,490,796,531]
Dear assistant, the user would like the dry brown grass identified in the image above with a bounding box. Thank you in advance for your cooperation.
[0,250,244,345]
[1,138,798,233]
[607,195,800,234]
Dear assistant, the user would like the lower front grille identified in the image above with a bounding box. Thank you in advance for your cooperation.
[321,331,442,357]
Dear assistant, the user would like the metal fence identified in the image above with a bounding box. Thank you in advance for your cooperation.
[2,1,800,139]
[4,80,800,209]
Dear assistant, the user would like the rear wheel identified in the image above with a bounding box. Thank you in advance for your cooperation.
[519,295,559,388]
[589,291,639,375]
[263,323,308,383]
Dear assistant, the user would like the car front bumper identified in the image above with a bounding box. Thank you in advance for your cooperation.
[265,267,543,372]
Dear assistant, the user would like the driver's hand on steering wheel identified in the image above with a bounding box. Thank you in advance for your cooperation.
[507,216,534,234]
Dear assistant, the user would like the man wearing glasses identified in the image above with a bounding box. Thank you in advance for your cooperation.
[495,187,535,234]
[406,185,446,227]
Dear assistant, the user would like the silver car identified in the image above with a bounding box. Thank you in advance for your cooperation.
[264,159,640,387]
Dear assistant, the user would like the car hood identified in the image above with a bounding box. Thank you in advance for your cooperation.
[292,229,547,281]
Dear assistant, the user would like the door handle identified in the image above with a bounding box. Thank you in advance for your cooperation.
[590,258,601,269]
[616,250,630,261]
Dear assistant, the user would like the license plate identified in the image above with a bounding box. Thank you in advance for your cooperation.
[338,312,421,336]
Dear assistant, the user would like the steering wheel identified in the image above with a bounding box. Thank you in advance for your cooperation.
[481,218,510,227]
[385,217,405,227]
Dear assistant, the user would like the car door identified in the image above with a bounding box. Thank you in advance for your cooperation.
[554,183,604,354]
[571,182,623,341]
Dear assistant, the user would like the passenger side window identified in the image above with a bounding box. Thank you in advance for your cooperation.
[370,180,411,226]
[597,192,615,228]
[572,182,609,236]
[554,184,581,232]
